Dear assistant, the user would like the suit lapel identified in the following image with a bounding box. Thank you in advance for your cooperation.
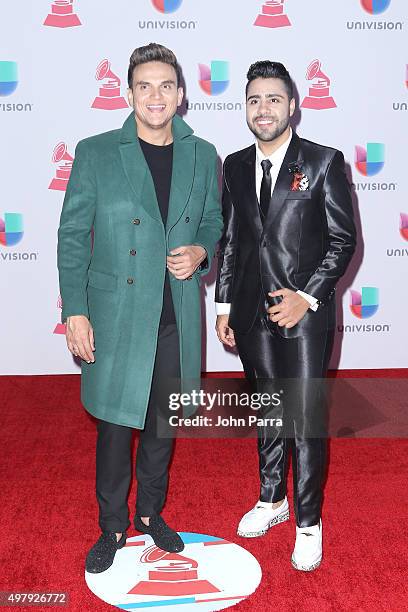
[262,132,302,236]
[240,145,263,236]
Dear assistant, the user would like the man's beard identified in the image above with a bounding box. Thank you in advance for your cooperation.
[247,115,290,142]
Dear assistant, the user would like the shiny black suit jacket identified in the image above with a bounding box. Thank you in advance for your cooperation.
[215,133,356,338]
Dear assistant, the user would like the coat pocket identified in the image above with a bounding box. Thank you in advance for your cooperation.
[88,268,117,292]
[286,191,312,200]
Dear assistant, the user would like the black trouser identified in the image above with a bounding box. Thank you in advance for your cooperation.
[234,307,334,528]
[95,323,180,533]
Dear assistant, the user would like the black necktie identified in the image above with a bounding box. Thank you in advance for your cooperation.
[260,159,272,220]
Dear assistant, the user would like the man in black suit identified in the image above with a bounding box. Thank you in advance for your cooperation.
[215,61,356,571]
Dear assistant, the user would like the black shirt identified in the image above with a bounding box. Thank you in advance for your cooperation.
[139,138,176,326]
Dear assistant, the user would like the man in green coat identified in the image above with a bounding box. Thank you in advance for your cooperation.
[57,43,222,573]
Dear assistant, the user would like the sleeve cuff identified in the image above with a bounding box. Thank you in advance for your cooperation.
[215,302,231,315]
[296,290,319,312]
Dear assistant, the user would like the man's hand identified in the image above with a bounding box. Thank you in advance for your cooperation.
[267,288,310,329]
[167,245,206,280]
[216,314,236,347]
[66,315,95,363]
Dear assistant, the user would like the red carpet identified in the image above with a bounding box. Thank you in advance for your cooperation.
[1,374,407,611]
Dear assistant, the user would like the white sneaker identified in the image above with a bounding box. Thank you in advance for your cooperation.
[291,519,322,571]
[237,497,289,538]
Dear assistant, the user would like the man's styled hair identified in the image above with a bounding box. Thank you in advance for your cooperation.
[128,43,182,89]
[246,61,293,100]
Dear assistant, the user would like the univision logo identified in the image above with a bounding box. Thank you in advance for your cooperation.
[352,142,396,191]
[188,61,241,110]
[0,212,23,246]
[0,61,17,96]
[350,287,379,319]
[361,0,391,14]
[347,0,403,29]
[386,213,408,257]
[355,142,384,176]
[152,0,182,12]
[392,65,408,111]
[140,0,196,28]
[400,213,408,241]
[0,61,33,112]
[199,61,229,95]
[338,286,390,333]
[0,213,38,261]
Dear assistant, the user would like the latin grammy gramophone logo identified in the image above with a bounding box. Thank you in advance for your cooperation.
[91,59,128,111]
[254,0,291,28]
[301,59,337,110]
[130,545,220,597]
[44,0,82,28]
[53,295,66,334]
[48,143,73,191]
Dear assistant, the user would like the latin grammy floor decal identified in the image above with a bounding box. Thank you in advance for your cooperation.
[85,532,262,610]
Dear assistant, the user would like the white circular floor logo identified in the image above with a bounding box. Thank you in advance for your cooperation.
[85,532,262,610]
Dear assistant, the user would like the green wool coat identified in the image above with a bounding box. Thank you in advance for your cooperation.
[57,112,223,428]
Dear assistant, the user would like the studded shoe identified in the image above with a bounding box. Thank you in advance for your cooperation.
[134,514,184,553]
[85,531,127,574]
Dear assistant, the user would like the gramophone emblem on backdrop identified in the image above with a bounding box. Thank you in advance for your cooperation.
[91,60,128,111]
[254,1,291,28]
[301,59,337,110]
[53,295,66,335]
[43,0,81,28]
[48,143,73,192]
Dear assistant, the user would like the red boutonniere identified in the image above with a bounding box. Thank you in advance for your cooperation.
[288,162,310,191]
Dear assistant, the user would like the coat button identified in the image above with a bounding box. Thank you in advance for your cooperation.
[185,216,190,223]
[132,218,140,225]
[127,277,134,284]
[130,249,136,256]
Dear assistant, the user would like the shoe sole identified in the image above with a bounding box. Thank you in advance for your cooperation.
[237,508,290,538]
[291,554,322,572]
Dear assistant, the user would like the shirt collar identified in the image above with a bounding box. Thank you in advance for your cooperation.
[256,127,292,167]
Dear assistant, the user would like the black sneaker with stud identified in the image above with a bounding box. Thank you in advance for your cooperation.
[85,531,127,574]
[134,515,184,553]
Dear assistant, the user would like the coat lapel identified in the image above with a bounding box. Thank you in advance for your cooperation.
[262,132,302,237]
[240,145,263,236]
[118,112,196,230]
[119,112,161,221]
[166,115,196,234]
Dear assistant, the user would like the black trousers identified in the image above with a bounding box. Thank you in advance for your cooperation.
[95,323,180,533]
[234,306,334,528]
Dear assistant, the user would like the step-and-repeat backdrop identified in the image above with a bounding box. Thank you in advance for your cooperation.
[1,0,406,374]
